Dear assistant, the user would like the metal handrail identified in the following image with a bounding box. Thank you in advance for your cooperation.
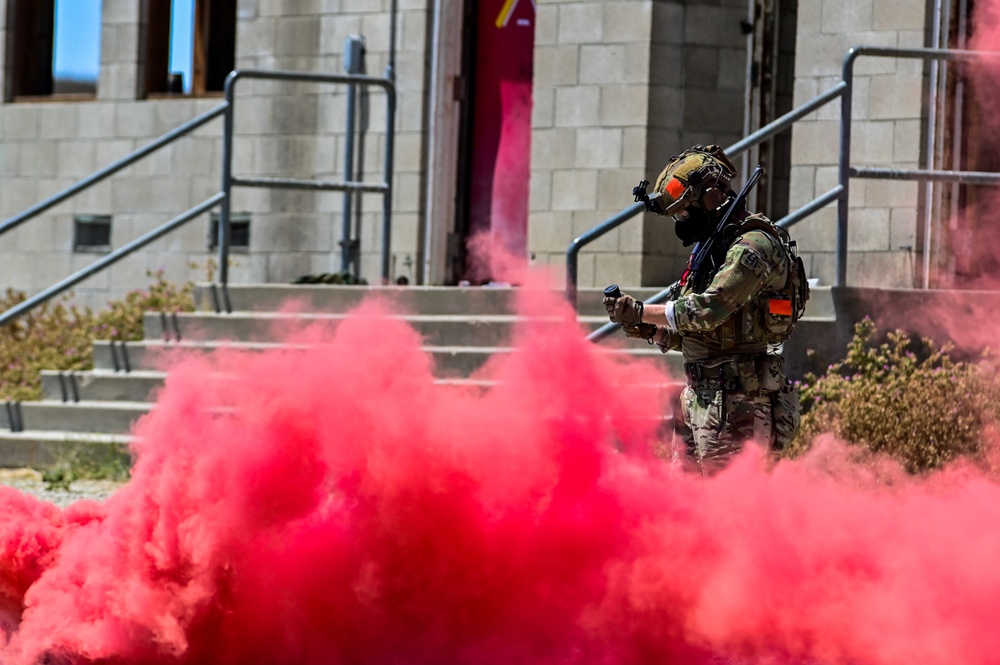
[217,69,397,288]
[0,68,397,325]
[572,46,1000,309]
[565,81,848,308]
[0,194,225,326]
[839,46,1000,287]
[0,104,227,327]
[0,103,227,238]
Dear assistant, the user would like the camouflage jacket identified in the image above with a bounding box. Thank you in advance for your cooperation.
[658,213,791,362]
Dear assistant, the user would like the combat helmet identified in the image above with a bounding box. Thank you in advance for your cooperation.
[652,145,737,217]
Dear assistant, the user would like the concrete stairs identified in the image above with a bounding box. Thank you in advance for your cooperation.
[0,283,835,467]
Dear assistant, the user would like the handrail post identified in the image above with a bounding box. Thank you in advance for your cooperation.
[838,48,860,288]
[341,73,358,276]
[341,36,365,277]
[381,84,396,285]
[566,242,581,309]
[218,72,238,289]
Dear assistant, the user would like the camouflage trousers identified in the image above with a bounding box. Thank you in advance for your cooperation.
[671,355,800,476]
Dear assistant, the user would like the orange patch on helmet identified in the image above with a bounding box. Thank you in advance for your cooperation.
[665,178,685,199]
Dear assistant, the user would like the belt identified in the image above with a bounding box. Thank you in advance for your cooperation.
[684,354,779,393]
[684,360,741,391]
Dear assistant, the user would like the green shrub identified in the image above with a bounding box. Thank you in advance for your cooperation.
[785,317,1000,473]
[42,441,132,488]
[0,270,194,401]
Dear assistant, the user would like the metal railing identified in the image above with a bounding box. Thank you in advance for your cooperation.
[565,81,845,309]
[571,46,1000,314]
[0,68,396,325]
[217,69,396,290]
[839,46,1000,287]
[0,103,227,326]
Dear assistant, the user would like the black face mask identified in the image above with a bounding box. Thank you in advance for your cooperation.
[673,206,714,247]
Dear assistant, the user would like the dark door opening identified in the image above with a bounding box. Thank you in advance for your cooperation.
[453,0,535,284]
[745,0,797,221]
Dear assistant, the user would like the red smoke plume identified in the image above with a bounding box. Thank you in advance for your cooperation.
[937,0,1000,289]
[8,6,1000,661]
[0,273,997,664]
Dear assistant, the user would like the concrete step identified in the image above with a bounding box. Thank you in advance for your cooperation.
[804,285,834,320]
[5,369,687,448]
[0,431,132,468]
[144,311,616,346]
[91,338,687,380]
[194,283,667,317]
[91,338,518,378]
[191,283,835,320]
[194,283,522,315]
[40,370,165,403]
[2,282,825,470]
[0,401,150,435]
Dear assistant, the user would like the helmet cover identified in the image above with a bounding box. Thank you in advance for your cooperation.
[652,145,737,216]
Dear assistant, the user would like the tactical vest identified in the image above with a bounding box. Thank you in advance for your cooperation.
[679,214,810,350]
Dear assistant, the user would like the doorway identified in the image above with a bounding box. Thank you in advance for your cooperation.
[743,0,798,220]
[453,0,536,283]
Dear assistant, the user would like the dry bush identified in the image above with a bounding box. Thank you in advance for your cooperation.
[0,271,194,401]
[785,317,1000,473]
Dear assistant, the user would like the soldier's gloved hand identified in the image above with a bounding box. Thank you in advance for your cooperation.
[603,293,644,325]
[623,322,658,340]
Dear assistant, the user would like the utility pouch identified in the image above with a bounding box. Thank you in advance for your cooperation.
[756,354,784,393]
[764,295,794,336]
[735,358,760,394]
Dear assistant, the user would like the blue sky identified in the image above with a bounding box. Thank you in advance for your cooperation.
[54,0,194,90]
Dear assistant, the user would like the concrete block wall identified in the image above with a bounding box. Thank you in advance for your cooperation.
[528,0,750,290]
[788,0,928,288]
[529,0,649,289]
[0,0,428,311]
[642,0,749,285]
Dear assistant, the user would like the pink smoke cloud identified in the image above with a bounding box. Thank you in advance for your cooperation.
[0,277,993,664]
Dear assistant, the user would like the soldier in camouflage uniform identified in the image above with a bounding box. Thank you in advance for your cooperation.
[605,145,808,476]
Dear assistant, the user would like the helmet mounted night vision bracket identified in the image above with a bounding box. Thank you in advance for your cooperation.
[633,180,665,215]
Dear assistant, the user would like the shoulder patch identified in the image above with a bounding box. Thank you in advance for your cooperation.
[739,248,767,277]
[737,229,781,252]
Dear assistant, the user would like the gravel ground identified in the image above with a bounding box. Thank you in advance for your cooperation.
[0,469,126,508]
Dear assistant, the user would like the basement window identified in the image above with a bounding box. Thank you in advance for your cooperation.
[208,212,250,251]
[4,0,102,101]
[142,0,237,97]
[73,214,112,253]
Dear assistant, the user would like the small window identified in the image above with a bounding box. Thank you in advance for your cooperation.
[142,0,237,97]
[208,212,250,251]
[73,214,112,253]
[5,0,102,101]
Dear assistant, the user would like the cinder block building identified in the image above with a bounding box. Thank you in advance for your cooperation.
[0,0,984,310]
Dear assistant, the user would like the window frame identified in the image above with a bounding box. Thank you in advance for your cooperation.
[140,0,236,99]
[208,211,250,252]
[4,0,100,103]
[73,214,113,253]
